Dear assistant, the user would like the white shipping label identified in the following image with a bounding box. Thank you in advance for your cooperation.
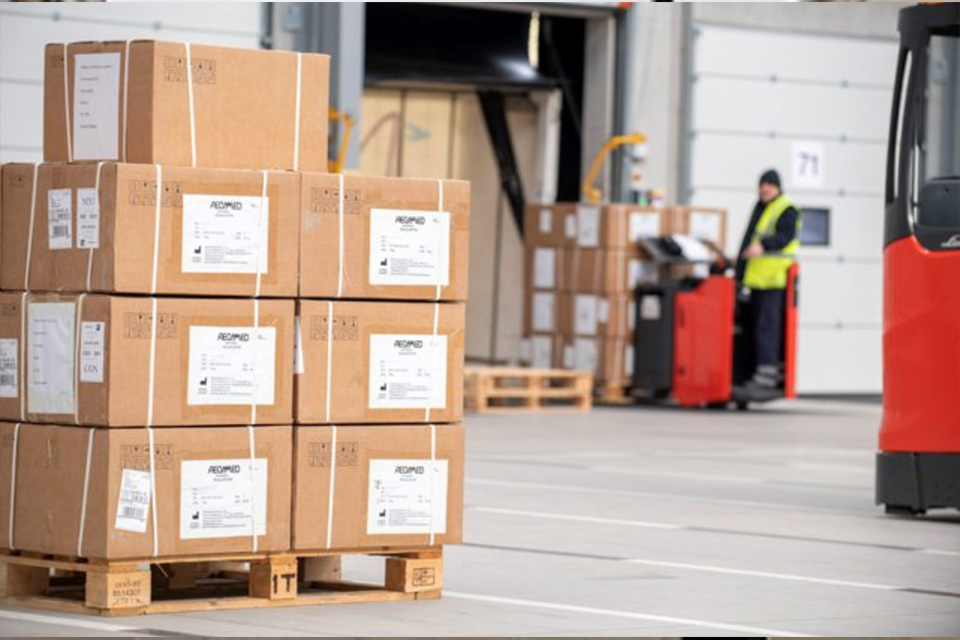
[369,335,447,409]
[79,321,105,383]
[187,326,277,406]
[72,52,122,161]
[533,248,556,289]
[625,345,635,377]
[180,459,267,540]
[640,296,662,320]
[564,214,577,238]
[628,301,636,331]
[47,189,73,250]
[577,205,600,247]
[518,338,531,362]
[532,293,555,332]
[689,212,721,243]
[597,299,610,324]
[115,468,151,533]
[367,459,448,535]
[369,209,450,286]
[76,188,100,249]
[531,336,553,369]
[0,339,17,398]
[27,302,76,415]
[573,338,599,373]
[628,212,661,240]
[182,195,270,274]
[293,316,304,375]
[574,295,598,335]
[562,345,574,369]
[538,209,553,234]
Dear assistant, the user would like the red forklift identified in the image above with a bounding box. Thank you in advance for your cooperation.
[876,4,960,514]
[630,236,798,410]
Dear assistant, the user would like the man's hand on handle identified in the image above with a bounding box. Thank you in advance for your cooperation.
[742,241,764,259]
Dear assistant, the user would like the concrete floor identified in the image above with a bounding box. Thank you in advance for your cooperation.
[2,398,958,637]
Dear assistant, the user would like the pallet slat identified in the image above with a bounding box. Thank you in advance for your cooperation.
[464,366,592,413]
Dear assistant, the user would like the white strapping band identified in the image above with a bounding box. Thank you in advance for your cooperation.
[121,41,131,161]
[147,427,159,557]
[247,425,258,553]
[293,53,302,171]
[18,293,27,422]
[86,162,104,292]
[62,44,73,163]
[424,302,440,423]
[428,423,437,546]
[435,179,444,301]
[325,425,337,549]
[72,293,87,425]
[151,165,163,295]
[336,173,345,298]
[76,427,95,557]
[255,171,268,298]
[325,301,334,423]
[184,43,197,168]
[7,422,21,551]
[23,163,39,291]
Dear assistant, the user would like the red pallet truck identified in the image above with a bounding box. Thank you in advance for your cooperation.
[631,236,798,410]
[876,3,960,514]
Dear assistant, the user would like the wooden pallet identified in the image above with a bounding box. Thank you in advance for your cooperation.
[0,546,442,616]
[465,366,592,412]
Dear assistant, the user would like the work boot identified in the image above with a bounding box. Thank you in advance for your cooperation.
[749,365,782,389]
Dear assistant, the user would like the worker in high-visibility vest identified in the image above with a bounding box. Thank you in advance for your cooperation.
[736,169,802,390]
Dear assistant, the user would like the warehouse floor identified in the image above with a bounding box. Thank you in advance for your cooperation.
[1,398,958,637]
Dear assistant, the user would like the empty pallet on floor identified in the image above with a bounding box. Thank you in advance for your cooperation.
[464,367,592,412]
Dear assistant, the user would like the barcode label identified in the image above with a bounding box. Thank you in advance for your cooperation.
[0,339,16,398]
[115,468,151,533]
[48,188,73,250]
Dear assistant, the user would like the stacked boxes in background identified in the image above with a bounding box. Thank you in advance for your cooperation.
[0,40,467,562]
[521,202,726,391]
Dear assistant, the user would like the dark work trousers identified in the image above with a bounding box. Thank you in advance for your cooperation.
[750,288,786,368]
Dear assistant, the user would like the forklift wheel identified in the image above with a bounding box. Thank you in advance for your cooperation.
[736,401,749,411]
[884,505,927,516]
[706,401,729,410]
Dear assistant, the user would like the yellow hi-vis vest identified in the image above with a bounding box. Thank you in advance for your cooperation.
[743,194,801,290]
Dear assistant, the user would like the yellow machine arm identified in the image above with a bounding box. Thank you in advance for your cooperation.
[581,132,648,205]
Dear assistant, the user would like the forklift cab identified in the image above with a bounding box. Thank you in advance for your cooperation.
[631,235,798,409]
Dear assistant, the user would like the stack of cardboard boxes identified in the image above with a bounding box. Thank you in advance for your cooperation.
[521,202,726,391]
[0,41,466,562]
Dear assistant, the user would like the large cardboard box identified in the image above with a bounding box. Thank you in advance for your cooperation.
[524,245,565,292]
[525,203,667,249]
[524,203,578,247]
[559,334,633,384]
[522,291,633,339]
[0,293,294,426]
[519,333,565,370]
[292,423,463,551]
[299,174,470,301]
[561,246,648,293]
[0,423,292,559]
[296,300,464,424]
[668,206,728,250]
[44,41,329,172]
[1,163,299,296]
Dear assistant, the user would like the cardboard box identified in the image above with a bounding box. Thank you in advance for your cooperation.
[0,293,294,427]
[524,203,578,246]
[299,174,470,301]
[0,422,292,559]
[1,163,300,296]
[44,41,329,171]
[292,423,463,550]
[668,206,728,250]
[525,203,667,249]
[522,290,561,334]
[524,245,564,292]
[558,335,633,384]
[523,291,633,339]
[296,300,464,424]
[519,333,565,370]
[561,246,648,293]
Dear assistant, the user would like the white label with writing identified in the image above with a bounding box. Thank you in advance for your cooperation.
[369,209,450,286]
[598,299,610,324]
[577,205,600,247]
[47,189,73,250]
[564,213,577,239]
[187,326,277,406]
[79,321,105,383]
[532,292,555,332]
[76,188,100,249]
[573,338,598,373]
[574,295,598,335]
[518,338,531,362]
[180,459,267,540]
[293,316,304,375]
[562,345,574,369]
[689,212,721,243]
[72,53,122,161]
[792,140,825,188]
[533,248,556,289]
[531,336,553,369]
[367,459,448,535]
[369,334,447,409]
[628,301,636,331]
[0,339,17,398]
[27,302,75,415]
[640,296,662,321]
[625,345,635,377]
[539,209,552,234]
[629,259,653,289]
[115,468,151,533]
[182,195,269,274]
[628,212,660,241]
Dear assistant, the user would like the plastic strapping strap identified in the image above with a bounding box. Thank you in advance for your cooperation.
[73,293,86,425]
[424,302,440,423]
[325,425,337,548]
[325,300,334,422]
[336,173,345,298]
[62,43,73,163]
[122,40,130,162]
[184,43,197,168]
[148,427,159,557]
[255,171,268,298]
[76,427,94,557]
[18,292,27,421]
[151,165,162,294]
[435,179,444,301]
[7,422,20,551]
[86,162,104,292]
[146,166,162,426]
[293,53,302,171]
[247,425,258,552]
[23,163,39,291]
[428,423,437,546]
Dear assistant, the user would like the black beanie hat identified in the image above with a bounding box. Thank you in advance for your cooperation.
[759,169,781,189]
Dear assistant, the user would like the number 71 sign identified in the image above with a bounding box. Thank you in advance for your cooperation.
[792,141,826,188]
